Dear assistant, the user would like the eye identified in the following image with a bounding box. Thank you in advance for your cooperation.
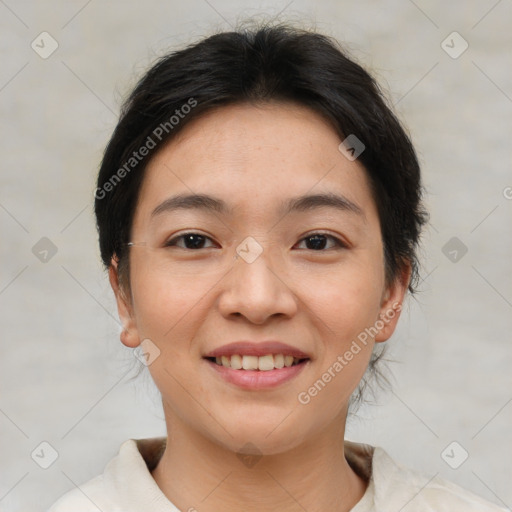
[294,233,346,251]
[164,232,217,250]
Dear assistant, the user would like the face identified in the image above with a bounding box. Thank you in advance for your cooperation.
[110,102,408,455]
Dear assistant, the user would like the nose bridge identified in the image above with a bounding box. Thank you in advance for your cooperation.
[218,237,296,322]
[236,243,281,290]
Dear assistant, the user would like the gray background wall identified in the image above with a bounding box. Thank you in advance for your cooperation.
[1,1,511,511]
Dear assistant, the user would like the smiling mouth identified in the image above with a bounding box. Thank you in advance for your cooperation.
[205,354,309,371]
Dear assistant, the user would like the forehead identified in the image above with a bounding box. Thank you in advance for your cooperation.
[133,102,377,224]
[162,101,341,174]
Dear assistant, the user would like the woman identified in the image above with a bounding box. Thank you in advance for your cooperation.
[48,22,506,512]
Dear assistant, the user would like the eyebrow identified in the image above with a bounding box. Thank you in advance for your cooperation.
[282,192,364,218]
[150,192,364,220]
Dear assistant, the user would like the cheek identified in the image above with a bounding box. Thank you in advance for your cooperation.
[293,252,385,408]
[130,259,219,341]
[130,264,216,418]
[295,268,383,421]
[299,253,385,342]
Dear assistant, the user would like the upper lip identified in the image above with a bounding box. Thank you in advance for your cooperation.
[203,341,311,359]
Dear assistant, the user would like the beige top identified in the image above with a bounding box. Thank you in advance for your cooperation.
[47,437,507,511]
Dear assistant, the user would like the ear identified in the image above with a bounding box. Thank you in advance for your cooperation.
[374,263,411,343]
[108,256,141,348]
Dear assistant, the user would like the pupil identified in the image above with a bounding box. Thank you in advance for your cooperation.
[185,234,205,249]
[307,235,326,250]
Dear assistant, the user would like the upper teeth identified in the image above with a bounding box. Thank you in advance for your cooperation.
[214,354,301,370]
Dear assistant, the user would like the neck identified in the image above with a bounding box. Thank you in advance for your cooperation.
[151,411,368,512]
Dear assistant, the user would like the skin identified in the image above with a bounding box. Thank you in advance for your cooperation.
[109,102,410,512]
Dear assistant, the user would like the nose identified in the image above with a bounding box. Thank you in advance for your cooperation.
[217,247,298,324]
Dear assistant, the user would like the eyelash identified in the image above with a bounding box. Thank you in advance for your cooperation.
[163,232,348,251]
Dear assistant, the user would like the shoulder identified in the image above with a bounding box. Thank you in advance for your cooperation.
[46,438,142,512]
[370,446,508,511]
[47,474,114,512]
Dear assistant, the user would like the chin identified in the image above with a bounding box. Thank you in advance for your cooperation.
[203,413,309,456]
[226,432,305,457]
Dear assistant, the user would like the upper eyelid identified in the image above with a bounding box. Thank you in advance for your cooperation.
[295,232,348,249]
[166,232,217,247]
[165,231,347,247]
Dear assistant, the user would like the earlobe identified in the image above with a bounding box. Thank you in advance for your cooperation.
[120,328,139,348]
[108,256,141,348]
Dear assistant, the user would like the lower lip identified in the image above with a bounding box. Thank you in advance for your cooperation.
[205,359,309,390]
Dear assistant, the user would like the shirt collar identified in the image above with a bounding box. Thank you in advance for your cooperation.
[104,436,376,511]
